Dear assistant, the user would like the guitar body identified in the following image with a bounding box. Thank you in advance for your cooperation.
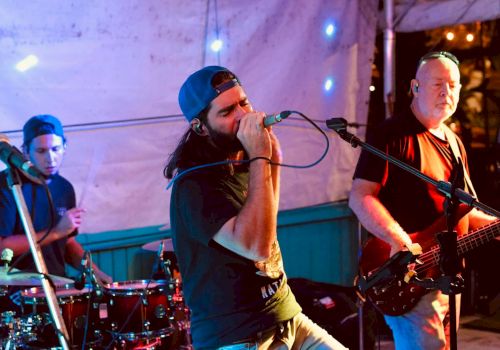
[360,236,431,316]
[359,207,472,316]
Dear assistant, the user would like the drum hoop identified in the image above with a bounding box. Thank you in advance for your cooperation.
[21,283,92,304]
[105,279,167,296]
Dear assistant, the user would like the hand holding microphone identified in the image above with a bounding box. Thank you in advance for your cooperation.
[237,111,291,159]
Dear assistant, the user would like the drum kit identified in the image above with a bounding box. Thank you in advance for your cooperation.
[0,239,192,350]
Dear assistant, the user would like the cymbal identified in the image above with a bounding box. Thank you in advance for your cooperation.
[142,238,174,252]
[0,267,74,286]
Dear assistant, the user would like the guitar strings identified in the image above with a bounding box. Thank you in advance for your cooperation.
[412,220,499,276]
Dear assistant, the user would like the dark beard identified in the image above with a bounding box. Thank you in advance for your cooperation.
[206,124,244,154]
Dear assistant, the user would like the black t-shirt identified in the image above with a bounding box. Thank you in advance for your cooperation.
[353,112,471,234]
[0,171,76,276]
[170,167,301,349]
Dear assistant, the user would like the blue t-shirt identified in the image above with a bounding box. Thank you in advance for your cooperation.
[0,171,76,276]
[170,167,301,349]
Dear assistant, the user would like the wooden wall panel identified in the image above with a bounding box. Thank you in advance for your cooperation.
[76,201,359,286]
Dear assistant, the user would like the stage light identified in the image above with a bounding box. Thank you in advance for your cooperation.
[325,23,335,37]
[446,32,455,41]
[210,39,223,52]
[369,85,375,92]
[466,33,474,42]
[15,55,38,72]
[324,78,334,92]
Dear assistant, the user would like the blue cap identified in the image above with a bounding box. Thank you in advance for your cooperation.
[178,66,240,122]
[23,114,65,145]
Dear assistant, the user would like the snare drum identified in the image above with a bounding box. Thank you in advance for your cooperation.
[21,284,104,348]
[104,280,175,342]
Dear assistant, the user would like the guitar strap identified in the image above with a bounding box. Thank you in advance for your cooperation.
[442,124,477,198]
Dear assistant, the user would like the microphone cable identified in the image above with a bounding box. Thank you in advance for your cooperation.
[166,110,329,190]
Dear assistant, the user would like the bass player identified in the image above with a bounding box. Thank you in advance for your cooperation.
[349,51,498,349]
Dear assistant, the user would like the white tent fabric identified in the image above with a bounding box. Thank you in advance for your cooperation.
[392,0,500,32]
[1,0,379,233]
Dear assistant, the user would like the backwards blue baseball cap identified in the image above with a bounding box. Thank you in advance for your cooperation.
[23,114,65,146]
[178,66,240,122]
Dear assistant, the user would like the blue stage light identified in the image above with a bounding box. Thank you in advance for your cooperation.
[324,78,334,92]
[210,39,223,52]
[325,23,335,37]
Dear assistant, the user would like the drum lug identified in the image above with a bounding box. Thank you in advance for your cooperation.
[154,304,167,319]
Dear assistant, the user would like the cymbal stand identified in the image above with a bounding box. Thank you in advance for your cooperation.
[5,167,70,350]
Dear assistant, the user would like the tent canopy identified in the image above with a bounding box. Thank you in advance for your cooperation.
[1,0,498,234]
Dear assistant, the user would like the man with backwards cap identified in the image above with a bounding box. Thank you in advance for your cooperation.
[0,115,111,282]
[165,66,346,349]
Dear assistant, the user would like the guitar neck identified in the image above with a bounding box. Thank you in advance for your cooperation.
[416,220,500,274]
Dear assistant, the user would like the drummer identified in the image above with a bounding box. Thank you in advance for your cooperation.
[0,115,111,293]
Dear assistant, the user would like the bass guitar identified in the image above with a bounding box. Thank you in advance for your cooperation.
[359,218,500,316]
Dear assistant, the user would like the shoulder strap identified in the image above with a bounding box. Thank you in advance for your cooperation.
[442,124,477,198]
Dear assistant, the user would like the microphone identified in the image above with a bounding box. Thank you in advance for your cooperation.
[74,251,89,290]
[263,111,292,127]
[0,135,46,184]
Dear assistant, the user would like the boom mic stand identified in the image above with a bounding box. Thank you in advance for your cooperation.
[4,167,70,350]
[431,159,465,350]
[326,118,500,218]
[326,118,500,350]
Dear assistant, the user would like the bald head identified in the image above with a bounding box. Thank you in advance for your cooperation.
[410,56,461,130]
[416,56,460,82]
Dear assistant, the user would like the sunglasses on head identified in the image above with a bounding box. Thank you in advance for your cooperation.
[418,51,460,68]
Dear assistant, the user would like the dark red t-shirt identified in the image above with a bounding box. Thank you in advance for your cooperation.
[353,112,472,234]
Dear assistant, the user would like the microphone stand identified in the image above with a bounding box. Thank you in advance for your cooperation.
[326,118,500,218]
[432,159,465,350]
[152,241,172,281]
[326,118,500,349]
[4,167,70,350]
[84,250,105,297]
